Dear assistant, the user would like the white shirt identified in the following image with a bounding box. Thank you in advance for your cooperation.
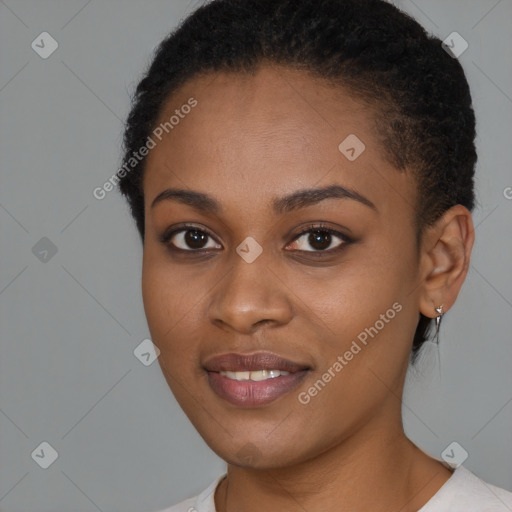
[157,465,512,512]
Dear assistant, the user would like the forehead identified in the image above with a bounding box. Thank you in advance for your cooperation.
[143,65,414,222]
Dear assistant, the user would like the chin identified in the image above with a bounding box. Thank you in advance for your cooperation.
[198,428,319,470]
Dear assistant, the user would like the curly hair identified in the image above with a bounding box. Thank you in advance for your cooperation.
[117,0,476,363]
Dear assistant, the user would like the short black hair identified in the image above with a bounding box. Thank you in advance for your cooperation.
[117,0,476,363]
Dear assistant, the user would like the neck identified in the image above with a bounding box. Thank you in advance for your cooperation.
[215,407,453,512]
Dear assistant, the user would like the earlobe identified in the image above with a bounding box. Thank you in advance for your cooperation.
[418,205,475,319]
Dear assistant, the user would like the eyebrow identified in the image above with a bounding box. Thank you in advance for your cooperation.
[150,184,377,214]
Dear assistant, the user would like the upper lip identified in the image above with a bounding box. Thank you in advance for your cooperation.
[203,351,311,373]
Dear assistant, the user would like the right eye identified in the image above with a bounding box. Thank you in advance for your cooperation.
[160,224,222,252]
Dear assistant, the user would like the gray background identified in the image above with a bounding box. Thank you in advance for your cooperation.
[0,0,511,510]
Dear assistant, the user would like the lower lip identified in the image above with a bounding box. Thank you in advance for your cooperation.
[207,371,309,407]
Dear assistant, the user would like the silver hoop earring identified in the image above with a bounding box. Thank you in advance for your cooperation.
[434,305,444,344]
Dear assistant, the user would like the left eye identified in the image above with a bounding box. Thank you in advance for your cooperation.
[287,227,349,252]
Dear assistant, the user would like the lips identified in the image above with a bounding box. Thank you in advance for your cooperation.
[203,352,310,373]
[204,351,311,407]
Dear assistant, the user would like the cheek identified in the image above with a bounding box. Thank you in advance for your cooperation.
[142,252,192,347]
[300,247,412,336]
[296,241,418,387]
[141,251,212,378]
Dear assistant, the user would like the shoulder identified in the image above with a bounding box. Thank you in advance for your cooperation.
[155,474,225,512]
[420,465,512,512]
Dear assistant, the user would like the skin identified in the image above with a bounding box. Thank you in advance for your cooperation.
[141,65,474,511]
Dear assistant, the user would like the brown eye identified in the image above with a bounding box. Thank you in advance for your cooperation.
[162,225,222,251]
[287,226,351,253]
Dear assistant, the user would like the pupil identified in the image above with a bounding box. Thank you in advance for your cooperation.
[309,230,331,250]
[185,230,207,249]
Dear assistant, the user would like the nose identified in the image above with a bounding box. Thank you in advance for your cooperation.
[207,251,294,335]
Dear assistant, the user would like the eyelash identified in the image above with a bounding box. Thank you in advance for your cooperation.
[159,222,353,257]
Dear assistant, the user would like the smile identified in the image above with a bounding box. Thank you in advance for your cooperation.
[219,369,290,381]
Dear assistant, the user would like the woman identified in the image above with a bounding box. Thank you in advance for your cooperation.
[117,0,512,510]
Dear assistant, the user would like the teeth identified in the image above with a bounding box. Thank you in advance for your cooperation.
[220,370,290,381]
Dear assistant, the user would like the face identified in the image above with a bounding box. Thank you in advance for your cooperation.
[141,65,424,468]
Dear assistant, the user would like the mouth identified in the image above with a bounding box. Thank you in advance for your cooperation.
[203,351,311,407]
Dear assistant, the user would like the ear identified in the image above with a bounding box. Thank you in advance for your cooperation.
[418,205,475,319]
